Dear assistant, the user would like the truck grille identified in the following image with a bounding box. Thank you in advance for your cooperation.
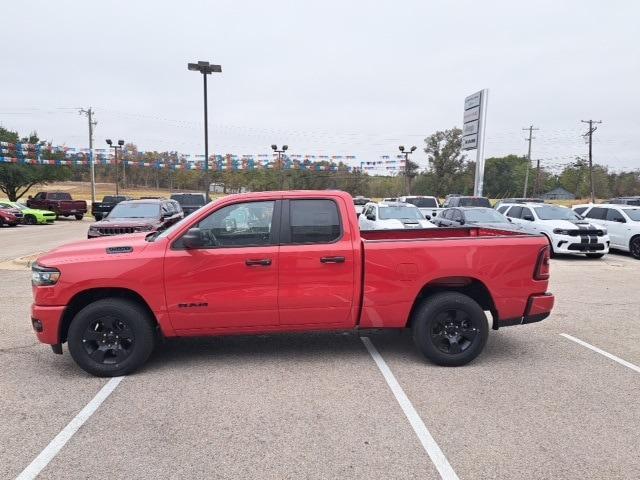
[566,229,604,236]
[97,227,137,235]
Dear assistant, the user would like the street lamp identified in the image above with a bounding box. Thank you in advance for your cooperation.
[399,145,417,195]
[271,144,289,189]
[106,139,125,196]
[188,60,222,200]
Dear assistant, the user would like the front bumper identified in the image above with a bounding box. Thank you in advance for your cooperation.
[553,233,610,255]
[497,293,555,328]
[31,304,65,345]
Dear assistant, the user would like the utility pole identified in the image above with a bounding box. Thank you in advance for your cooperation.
[581,120,602,204]
[398,145,417,195]
[79,108,97,203]
[522,125,539,197]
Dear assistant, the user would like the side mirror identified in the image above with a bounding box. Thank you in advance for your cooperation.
[459,219,465,225]
[523,215,534,221]
[182,228,204,249]
[366,214,376,221]
[614,217,626,223]
[356,212,361,218]
[507,217,513,222]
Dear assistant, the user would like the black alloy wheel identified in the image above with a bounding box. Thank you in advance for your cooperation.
[631,237,640,259]
[24,215,37,225]
[81,316,135,365]
[429,309,478,355]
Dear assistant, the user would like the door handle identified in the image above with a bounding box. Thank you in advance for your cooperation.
[320,256,345,264]
[245,258,272,267]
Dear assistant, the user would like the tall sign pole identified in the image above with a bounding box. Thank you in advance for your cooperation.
[462,89,489,196]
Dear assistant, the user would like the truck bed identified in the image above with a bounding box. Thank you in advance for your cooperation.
[359,226,548,329]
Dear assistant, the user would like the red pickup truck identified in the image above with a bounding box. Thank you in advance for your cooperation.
[27,191,87,220]
[31,190,554,376]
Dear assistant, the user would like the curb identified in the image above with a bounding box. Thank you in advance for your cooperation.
[0,253,43,271]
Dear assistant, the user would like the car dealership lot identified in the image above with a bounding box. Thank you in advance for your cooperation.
[1,228,639,479]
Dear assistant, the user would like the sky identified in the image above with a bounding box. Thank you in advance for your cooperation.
[1,0,638,172]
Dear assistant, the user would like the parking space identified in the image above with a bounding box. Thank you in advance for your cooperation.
[1,229,639,479]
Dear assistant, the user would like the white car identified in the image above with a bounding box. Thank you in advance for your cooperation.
[572,204,640,259]
[353,196,371,215]
[497,202,610,258]
[359,202,436,230]
[397,195,442,220]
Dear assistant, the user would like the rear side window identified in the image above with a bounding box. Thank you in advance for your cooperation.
[459,197,491,207]
[288,200,341,244]
[506,206,523,218]
[50,193,72,200]
[606,208,625,222]
[586,207,606,220]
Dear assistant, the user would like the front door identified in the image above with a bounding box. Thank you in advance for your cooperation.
[164,200,280,331]
[278,198,356,327]
[604,207,627,247]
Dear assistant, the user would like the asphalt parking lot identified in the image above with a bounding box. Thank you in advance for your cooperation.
[1,225,638,479]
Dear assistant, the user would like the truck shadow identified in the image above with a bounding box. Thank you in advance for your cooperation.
[143,328,527,373]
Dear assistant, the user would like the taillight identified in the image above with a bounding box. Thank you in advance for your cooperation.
[534,246,550,280]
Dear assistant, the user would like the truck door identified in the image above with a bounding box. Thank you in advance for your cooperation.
[163,199,280,331]
[277,198,356,327]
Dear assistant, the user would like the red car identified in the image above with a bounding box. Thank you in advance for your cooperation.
[0,209,19,227]
[30,190,554,376]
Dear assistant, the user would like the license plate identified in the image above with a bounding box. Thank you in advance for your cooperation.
[70,210,76,213]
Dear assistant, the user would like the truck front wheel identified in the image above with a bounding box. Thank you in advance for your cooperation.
[412,292,489,367]
[67,298,156,377]
[75,214,84,220]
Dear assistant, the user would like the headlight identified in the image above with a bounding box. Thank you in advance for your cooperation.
[31,264,61,286]
[553,228,571,235]
[89,225,98,231]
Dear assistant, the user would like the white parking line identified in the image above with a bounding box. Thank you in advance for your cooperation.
[15,376,124,480]
[361,337,460,480]
[561,333,640,373]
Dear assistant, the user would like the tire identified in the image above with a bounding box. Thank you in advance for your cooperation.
[67,298,156,377]
[412,292,489,367]
[586,253,604,259]
[24,214,37,225]
[630,236,640,260]
[75,214,84,220]
[94,213,103,221]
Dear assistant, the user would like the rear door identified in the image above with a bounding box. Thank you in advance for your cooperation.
[164,199,280,330]
[278,197,356,327]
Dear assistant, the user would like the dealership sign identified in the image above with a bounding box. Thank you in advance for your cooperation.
[462,89,489,196]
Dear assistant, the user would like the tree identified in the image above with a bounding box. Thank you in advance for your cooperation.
[423,128,468,196]
[482,155,529,198]
[0,127,72,201]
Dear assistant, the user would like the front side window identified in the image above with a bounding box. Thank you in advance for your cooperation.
[506,206,523,218]
[288,199,341,244]
[197,201,275,247]
[585,207,606,220]
[497,206,509,214]
[521,207,533,219]
[574,207,588,215]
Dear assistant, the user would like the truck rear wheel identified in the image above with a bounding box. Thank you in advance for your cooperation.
[412,292,488,367]
[67,298,156,377]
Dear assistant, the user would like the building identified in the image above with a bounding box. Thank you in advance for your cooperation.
[541,187,575,200]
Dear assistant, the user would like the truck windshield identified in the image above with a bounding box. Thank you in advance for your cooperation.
[102,196,127,203]
[171,194,206,206]
[623,209,640,221]
[404,197,438,208]
[379,206,424,220]
[465,209,508,223]
[458,197,491,207]
[534,205,581,220]
[108,203,160,218]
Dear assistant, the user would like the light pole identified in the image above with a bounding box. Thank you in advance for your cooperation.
[106,139,125,196]
[399,145,417,195]
[188,60,222,201]
[271,144,288,189]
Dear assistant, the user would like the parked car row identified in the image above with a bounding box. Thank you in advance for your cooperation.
[0,200,57,227]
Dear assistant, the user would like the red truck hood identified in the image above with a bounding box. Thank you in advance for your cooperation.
[36,233,153,267]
